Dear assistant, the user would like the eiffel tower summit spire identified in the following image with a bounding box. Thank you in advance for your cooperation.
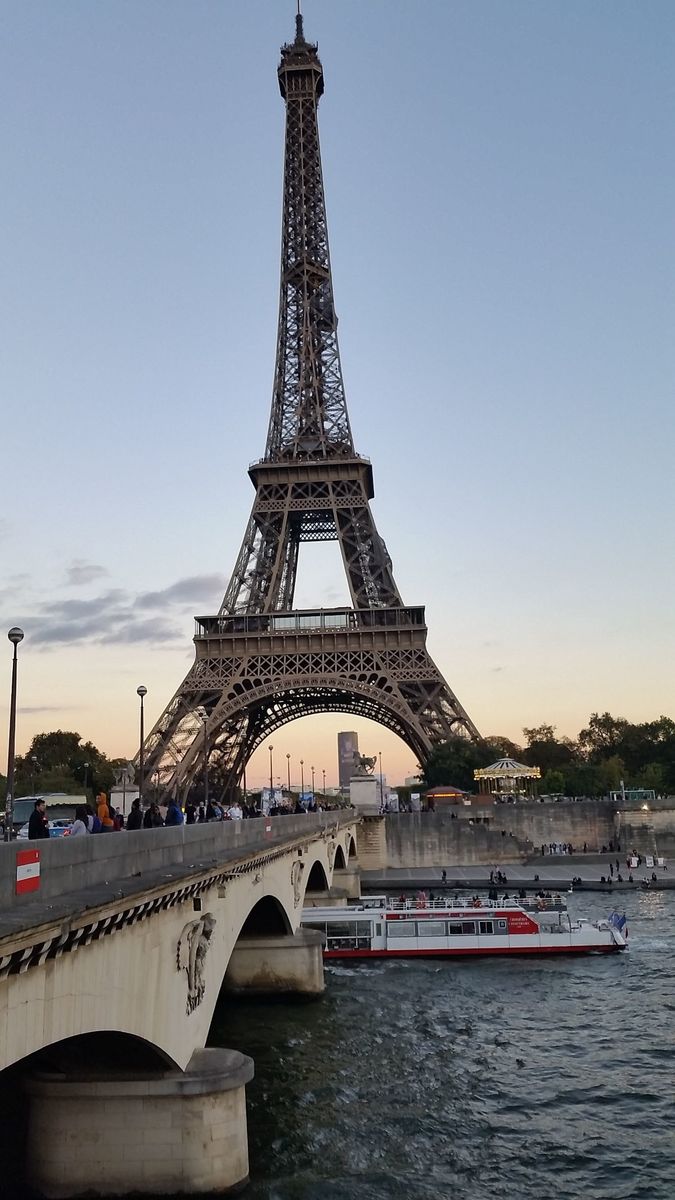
[142,16,481,801]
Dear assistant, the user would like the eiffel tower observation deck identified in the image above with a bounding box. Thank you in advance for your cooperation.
[143,12,481,801]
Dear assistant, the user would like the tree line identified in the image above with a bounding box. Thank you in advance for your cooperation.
[1,712,673,805]
[422,712,675,797]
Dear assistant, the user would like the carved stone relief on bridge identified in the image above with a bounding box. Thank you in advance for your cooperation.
[291,860,305,906]
[176,913,216,1015]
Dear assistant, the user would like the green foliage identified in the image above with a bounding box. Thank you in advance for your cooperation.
[540,770,565,795]
[422,712,675,798]
[13,730,114,799]
[421,736,495,793]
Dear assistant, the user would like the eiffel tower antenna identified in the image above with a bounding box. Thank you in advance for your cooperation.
[142,16,481,802]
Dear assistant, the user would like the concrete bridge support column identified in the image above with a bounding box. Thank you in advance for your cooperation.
[356,815,387,871]
[224,927,324,997]
[24,1048,253,1198]
[331,866,361,898]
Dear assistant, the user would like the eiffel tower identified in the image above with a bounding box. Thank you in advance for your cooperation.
[143,12,481,800]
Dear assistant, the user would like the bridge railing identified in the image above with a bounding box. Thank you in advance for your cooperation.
[0,812,356,909]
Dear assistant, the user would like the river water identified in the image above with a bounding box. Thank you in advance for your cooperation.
[209,890,675,1200]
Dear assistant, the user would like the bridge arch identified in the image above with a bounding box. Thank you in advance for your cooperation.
[154,681,427,796]
[333,844,347,870]
[238,895,293,937]
[305,859,330,892]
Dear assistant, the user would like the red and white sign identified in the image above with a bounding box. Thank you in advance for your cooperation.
[16,849,41,895]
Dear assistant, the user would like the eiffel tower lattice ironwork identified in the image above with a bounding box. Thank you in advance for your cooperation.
[143,14,481,800]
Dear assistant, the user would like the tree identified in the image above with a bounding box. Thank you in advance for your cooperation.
[635,763,666,794]
[521,724,576,773]
[540,770,565,796]
[12,730,114,798]
[483,735,524,760]
[421,737,494,793]
[577,713,629,760]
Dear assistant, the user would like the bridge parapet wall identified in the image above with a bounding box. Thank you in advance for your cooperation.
[0,812,353,909]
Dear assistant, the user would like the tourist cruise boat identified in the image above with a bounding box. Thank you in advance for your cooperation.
[301,895,627,958]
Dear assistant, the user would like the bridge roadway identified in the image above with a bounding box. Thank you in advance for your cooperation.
[0,811,359,1198]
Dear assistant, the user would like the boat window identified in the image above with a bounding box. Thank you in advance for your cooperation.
[497,919,507,932]
[303,922,326,935]
[478,921,494,935]
[416,921,446,937]
[448,921,476,935]
[375,924,382,937]
[387,921,417,937]
[325,923,353,938]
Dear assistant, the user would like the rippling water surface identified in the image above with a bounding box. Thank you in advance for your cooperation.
[210,891,675,1200]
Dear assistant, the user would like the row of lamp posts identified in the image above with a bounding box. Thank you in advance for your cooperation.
[266,745,330,798]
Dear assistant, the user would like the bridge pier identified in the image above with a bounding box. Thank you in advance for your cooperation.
[224,927,324,996]
[331,866,361,898]
[24,1047,253,1198]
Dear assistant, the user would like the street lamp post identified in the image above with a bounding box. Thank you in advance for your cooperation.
[137,685,147,807]
[379,751,383,807]
[268,744,274,794]
[322,768,326,796]
[31,755,38,793]
[83,761,89,798]
[286,752,291,794]
[311,766,315,797]
[202,716,209,807]
[300,759,304,796]
[4,627,24,842]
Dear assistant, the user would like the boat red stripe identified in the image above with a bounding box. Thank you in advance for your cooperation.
[324,945,620,958]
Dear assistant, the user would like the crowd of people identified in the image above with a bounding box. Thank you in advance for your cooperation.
[25,791,330,838]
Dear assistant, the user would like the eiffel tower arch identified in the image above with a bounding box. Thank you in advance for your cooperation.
[143,14,481,800]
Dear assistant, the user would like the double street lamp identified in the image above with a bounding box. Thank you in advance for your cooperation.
[379,750,384,806]
[202,714,209,807]
[4,627,25,842]
[300,759,304,796]
[268,744,274,794]
[286,752,291,794]
[137,685,147,807]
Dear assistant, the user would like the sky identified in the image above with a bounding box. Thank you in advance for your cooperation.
[1,0,673,790]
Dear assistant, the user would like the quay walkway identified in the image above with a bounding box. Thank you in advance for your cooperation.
[361,856,674,894]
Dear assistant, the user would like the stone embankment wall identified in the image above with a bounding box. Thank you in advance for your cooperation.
[357,803,618,871]
[618,810,675,857]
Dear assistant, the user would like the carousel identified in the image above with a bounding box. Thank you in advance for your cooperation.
[473,756,541,801]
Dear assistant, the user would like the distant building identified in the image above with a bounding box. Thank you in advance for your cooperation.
[337,731,359,791]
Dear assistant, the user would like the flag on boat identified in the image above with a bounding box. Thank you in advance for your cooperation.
[608,911,628,939]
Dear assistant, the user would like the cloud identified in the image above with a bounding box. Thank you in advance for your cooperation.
[19,705,68,714]
[136,574,227,611]
[25,576,226,649]
[64,561,109,587]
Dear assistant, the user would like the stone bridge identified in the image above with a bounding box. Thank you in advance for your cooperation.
[0,812,359,1197]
